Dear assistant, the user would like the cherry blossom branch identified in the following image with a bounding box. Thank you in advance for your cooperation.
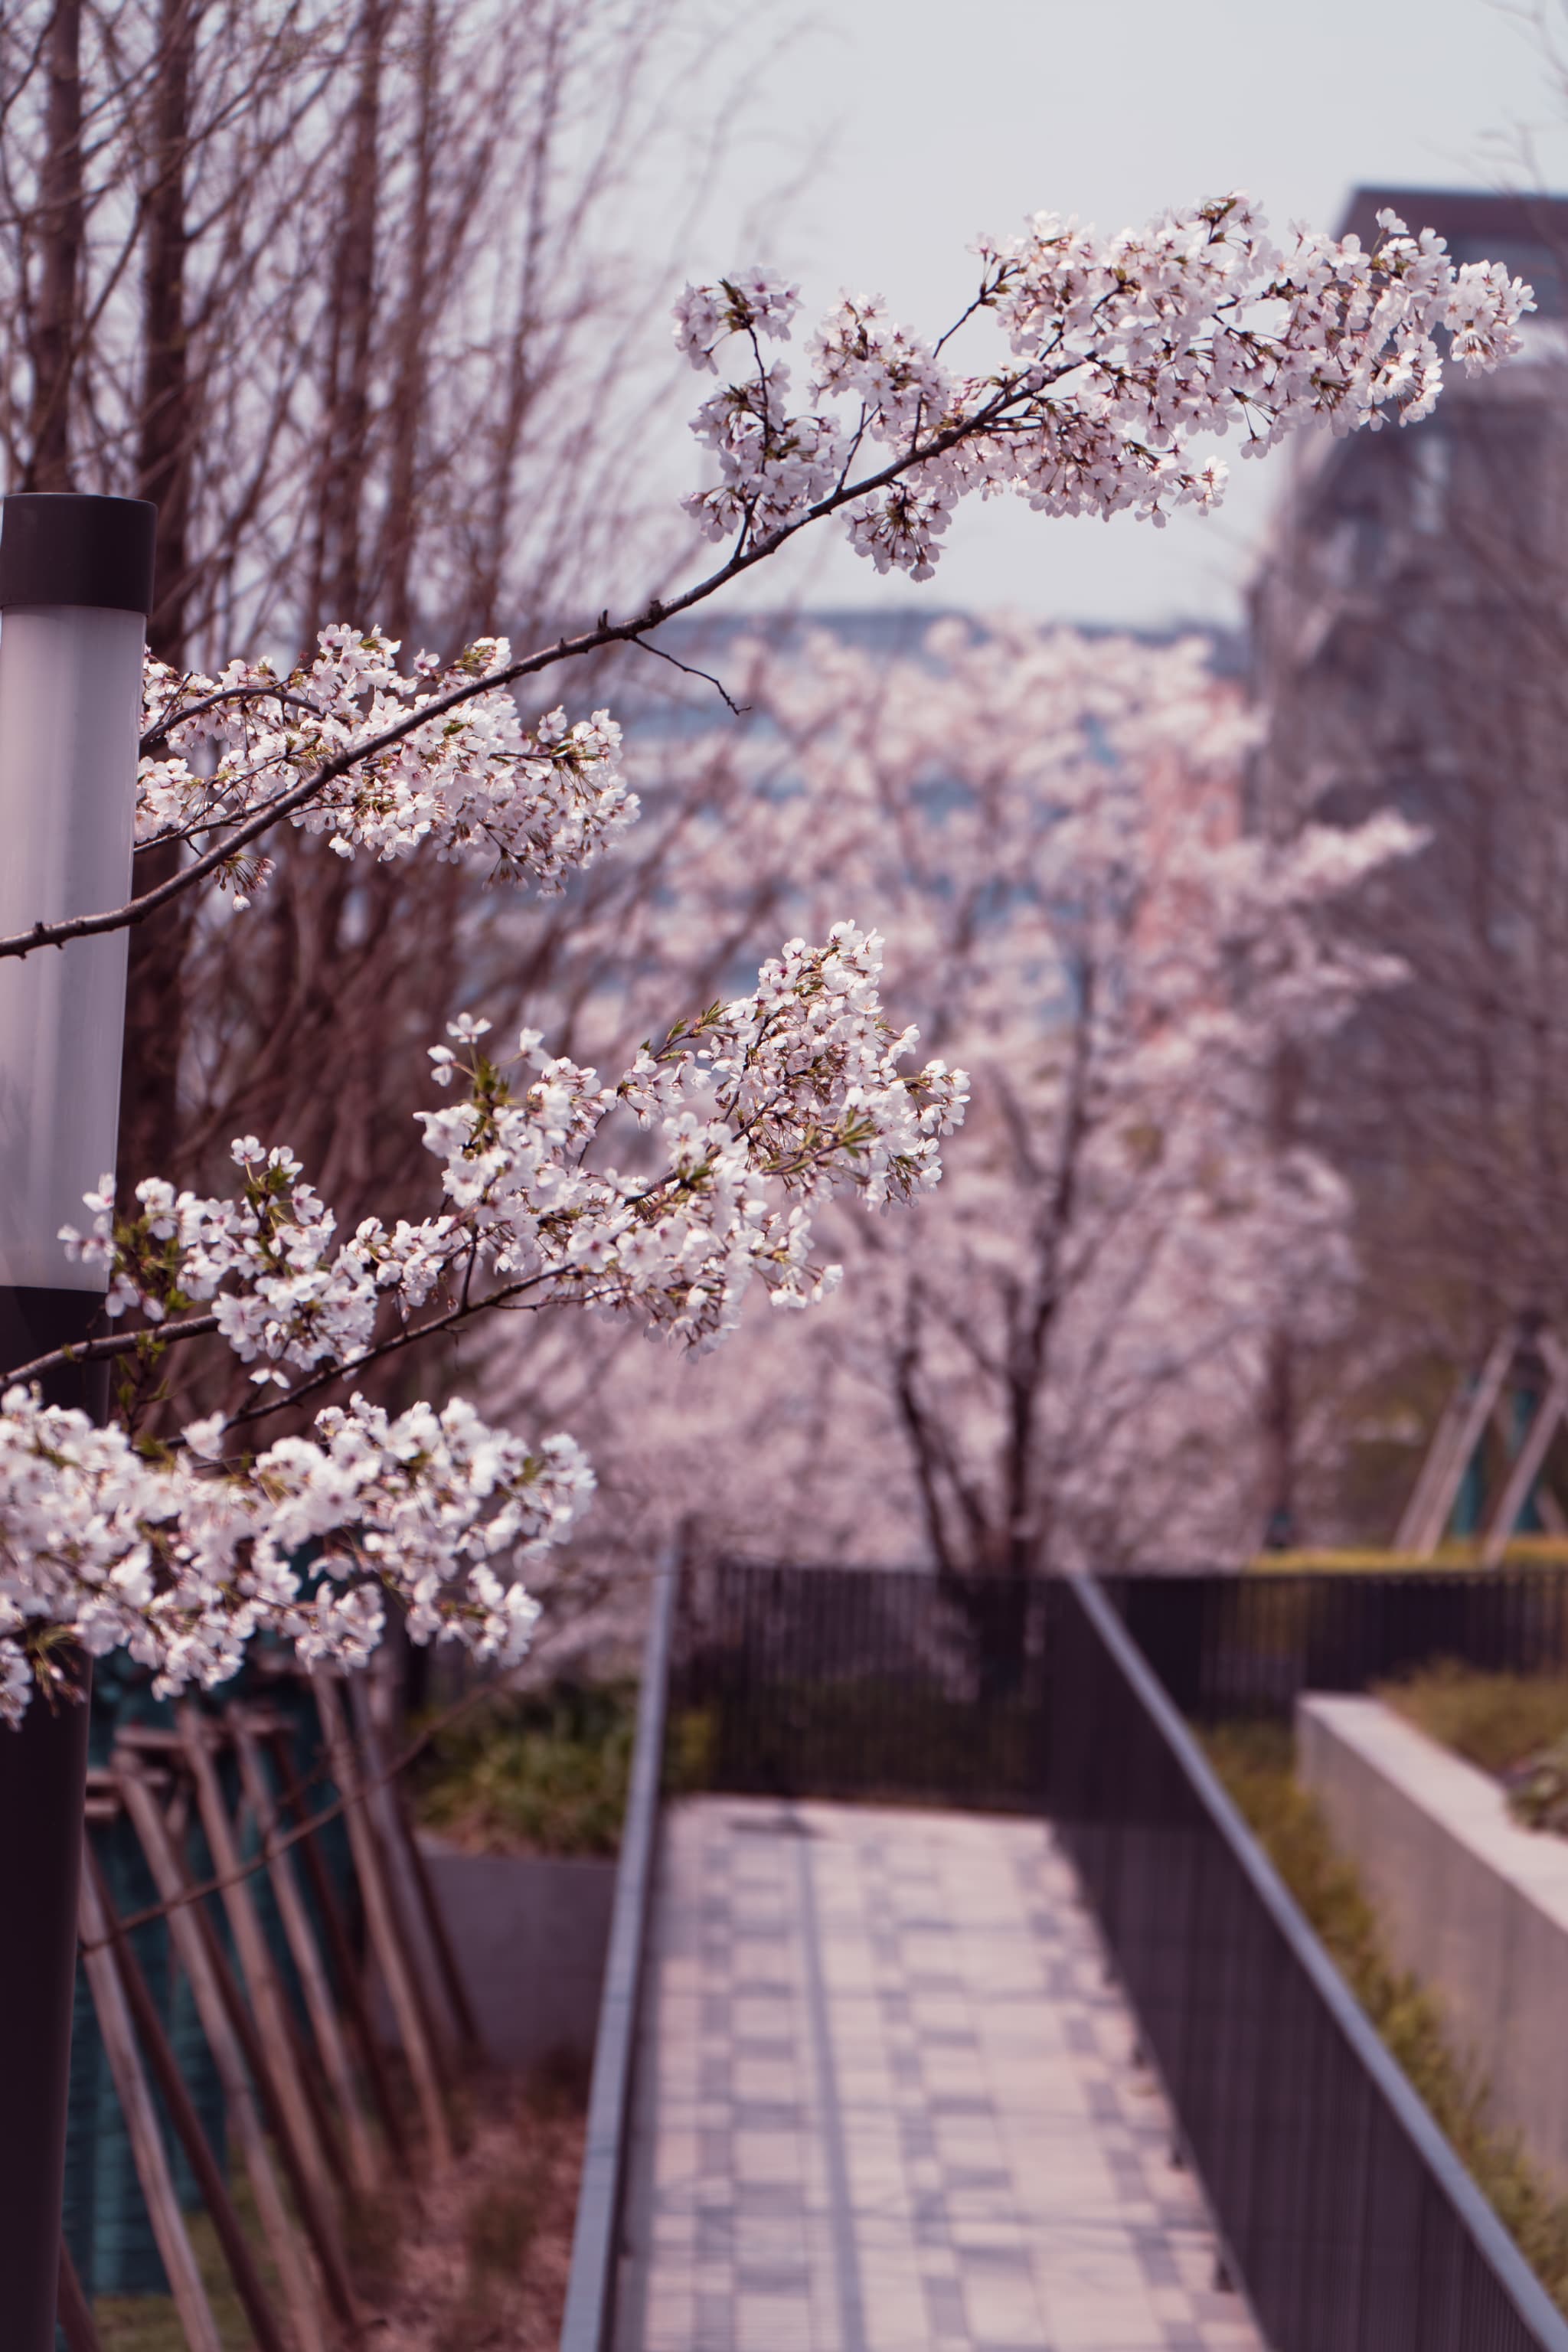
[0,417,991,961]
[0,189,1530,1714]
[0,1384,590,1724]
[626,629,748,717]
[0,194,1530,965]
[41,927,965,1423]
[0,923,966,1719]
[5,1311,220,1385]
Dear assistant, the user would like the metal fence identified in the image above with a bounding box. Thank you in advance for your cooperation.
[1106,1566,1568,1721]
[560,1559,676,2352]
[671,1557,1057,1809]
[1052,1571,1568,2352]
[582,1555,1568,2348]
[672,1562,1568,1785]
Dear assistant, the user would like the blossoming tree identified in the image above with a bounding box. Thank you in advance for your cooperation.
[479,617,1425,1593]
[0,195,1530,1718]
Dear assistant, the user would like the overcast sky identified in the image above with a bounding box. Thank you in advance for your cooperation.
[687,0,1568,629]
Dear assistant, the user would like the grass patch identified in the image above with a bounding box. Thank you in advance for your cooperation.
[90,2202,269,2351]
[413,1679,636,1857]
[1377,1661,1568,1779]
[90,2129,395,2349]
[465,2153,545,2278]
[1206,1720,1568,2311]
[432,2054,590,2352]
[1248,1540,1568,1573]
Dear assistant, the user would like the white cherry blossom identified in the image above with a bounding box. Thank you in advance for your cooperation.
[8,922,963,1713]
[136,627,635,897]
[674,196,1531,573]
[60,925,967,1380]
[0,1385,590,1724]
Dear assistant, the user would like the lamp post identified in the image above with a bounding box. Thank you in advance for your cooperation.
[0,492,155,2351]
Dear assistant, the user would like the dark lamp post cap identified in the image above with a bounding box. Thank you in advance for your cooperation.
[0,494,156,618]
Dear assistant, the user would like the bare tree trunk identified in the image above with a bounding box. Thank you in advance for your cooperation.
[307,0,391,635]
[1259,1041,1302,1547]
[377,0,435,642]
[1004,978,1096,1578]
[137,0,196,662]
[24,0,82,488]
[0,0,760,1426]
[119,0,198,1198]
[1259,1327,1296,1549]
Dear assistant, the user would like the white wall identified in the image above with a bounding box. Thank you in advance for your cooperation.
[1298,1693,1568,2191]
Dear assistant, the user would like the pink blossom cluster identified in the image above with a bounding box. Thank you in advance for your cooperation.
[1,923,965,1710]
[137,626,634,896]
[62,925,966,1388]
[0,1386,590,1725]
[673,197,1530,576]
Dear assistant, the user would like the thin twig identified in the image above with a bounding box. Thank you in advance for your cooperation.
[628,629,747,717]
[140,680,316,756]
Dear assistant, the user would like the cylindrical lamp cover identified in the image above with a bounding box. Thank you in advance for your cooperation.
[0,495,153,1292]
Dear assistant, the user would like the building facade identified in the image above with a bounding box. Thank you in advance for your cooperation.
[1249,186,1568,1539]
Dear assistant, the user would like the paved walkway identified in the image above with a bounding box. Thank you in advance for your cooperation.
[616,1798,1263,2352]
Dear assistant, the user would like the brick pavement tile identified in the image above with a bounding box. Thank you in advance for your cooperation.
[690,2288,734,2349]
[694,2210,737,2262]
[962,2269,1051,2344]
[640,2285,691,2349]
[619,1799,1263,2352]
[736,2292,815,2350]
[733,2094,807,2130]
[736,2259,815,2295]
[734,2128,804,2184]
[920,2271,970,2336]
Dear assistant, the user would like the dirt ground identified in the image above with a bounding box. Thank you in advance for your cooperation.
[360,2060,587,2351]
[91,2056,587,2352]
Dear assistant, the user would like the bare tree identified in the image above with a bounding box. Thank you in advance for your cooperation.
[0,0,774,1400]
[23,0,83,491]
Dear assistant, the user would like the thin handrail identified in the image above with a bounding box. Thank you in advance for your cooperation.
[559,1552,676,2352]
[1069,1570,1568,2350]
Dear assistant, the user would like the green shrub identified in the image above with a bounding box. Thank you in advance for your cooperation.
[413,1680,637,1857]
[1509,1735,1568,1834]
[1205,1721,1568,2311]
[1377,1661,1568,1778]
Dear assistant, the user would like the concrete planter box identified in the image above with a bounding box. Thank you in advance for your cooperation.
[1298,1692,1568,2190]
[377,1832,617,2075]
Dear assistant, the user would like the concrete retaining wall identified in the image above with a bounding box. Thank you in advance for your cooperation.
[1298,1693,1568,2190]
[376,1833,616,2076]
